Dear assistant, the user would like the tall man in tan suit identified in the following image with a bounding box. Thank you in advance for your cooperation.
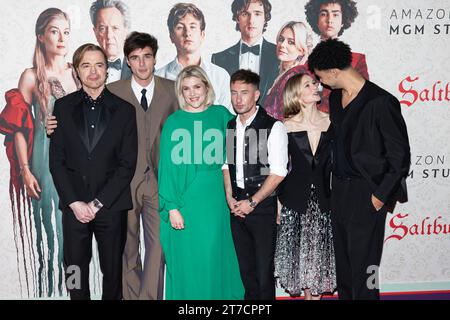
[46,32,178,299]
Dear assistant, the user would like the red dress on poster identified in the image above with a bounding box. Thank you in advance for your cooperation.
[0,89,34,194]
[0,89,34,296]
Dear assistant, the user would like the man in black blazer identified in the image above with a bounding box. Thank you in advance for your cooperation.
[211,0,278,106]
[308,39,410,300]
[49,43,137,300]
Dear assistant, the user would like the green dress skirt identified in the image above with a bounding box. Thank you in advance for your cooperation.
[158,105,244,299]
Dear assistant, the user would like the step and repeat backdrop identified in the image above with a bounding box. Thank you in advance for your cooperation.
[0,0,448,298]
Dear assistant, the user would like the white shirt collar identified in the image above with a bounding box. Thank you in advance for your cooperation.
[131,74,154,93]
[108,55,124,63]
[237,105,260,127]
[171,56,210,72]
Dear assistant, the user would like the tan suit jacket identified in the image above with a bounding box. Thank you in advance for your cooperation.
[107,76,178,299]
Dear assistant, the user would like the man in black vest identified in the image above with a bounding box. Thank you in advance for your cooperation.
[223,69,288,299]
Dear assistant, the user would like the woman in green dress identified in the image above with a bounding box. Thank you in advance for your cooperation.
[158,65,244,299]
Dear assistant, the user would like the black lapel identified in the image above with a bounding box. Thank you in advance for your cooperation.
[72,91,90,152]
[121,60,132,80]
[259,39,275,97]
[340,81,371,165]
[228,41,241,73]
[90,89,116,153]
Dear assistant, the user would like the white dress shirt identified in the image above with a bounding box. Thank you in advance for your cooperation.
[131,75,155,108]
[107,55,125,84]
[225,106,288,188]
[155,56,233,113]
[239,37,263,75]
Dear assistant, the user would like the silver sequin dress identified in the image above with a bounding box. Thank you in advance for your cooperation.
[275,130,336,296]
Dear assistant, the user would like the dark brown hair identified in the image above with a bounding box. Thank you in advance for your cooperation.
[231,0,272,33]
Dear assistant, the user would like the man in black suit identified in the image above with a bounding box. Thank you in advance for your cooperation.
[90,0,132,83]
[211,0,278,106]
[308,39,410,300]
[49,43,137,300]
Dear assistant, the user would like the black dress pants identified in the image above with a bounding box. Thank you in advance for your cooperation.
[231,189,277,300]
[62,208,127,300]
[331,176,387,300]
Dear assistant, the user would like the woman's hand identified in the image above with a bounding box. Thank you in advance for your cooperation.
[169,209,185,230]
[22,167,41,199]
[226,194,238,212]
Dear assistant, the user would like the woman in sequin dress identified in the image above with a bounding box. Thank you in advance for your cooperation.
[274,73,336,300]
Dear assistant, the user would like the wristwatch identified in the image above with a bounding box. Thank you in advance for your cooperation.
[92,198,103,210]
[248,197,258,208]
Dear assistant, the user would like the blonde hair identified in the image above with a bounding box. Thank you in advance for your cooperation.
[283,73,310,118]
[175,65,216,110]
[276,21,313,66]
[33,8,70,118]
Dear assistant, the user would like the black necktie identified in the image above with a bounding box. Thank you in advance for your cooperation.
[241,43,260,55]
[108,58,121,70]
[140,89,148,112]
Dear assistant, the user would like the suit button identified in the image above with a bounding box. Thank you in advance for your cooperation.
[87,157,91,161]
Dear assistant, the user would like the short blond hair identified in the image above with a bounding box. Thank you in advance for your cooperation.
[175,65,216,110]
[283,72,310,118]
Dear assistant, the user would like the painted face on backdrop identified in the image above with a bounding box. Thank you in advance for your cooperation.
[38,17,70,57]
[230,80,260,115]
[276,27,304,63]
[93,7,128,61]
[170,13,205,55]
[76,50,108,91]
[237,1,266,43]
[126,46,156,83]
[181,76,208,110]
[317,2,343,39]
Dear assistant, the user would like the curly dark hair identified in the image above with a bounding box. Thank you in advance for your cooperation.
[304,0,358,37]
[231,0,272,33]
[308,38,352,71]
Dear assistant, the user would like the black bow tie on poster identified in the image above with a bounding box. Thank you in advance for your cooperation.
[241,43,260,55]
[108,58,122,70]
